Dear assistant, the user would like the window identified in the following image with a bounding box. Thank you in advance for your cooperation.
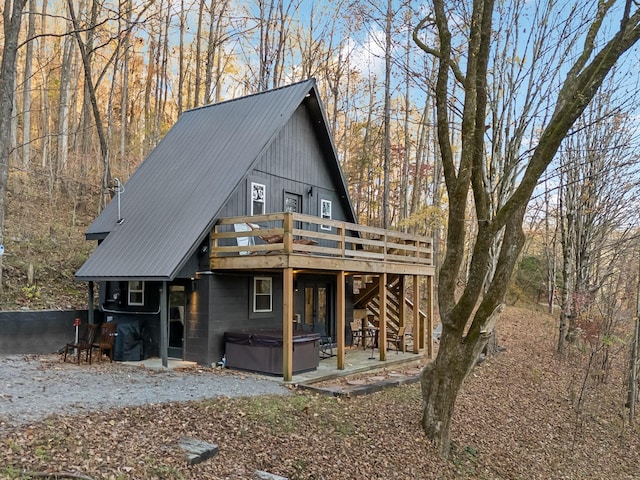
[253,277,272,312]
[128,280,144,306]
[251,182,266,215]
[320,199,332,231]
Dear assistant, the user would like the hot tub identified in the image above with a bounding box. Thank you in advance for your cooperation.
[224,329,320,375]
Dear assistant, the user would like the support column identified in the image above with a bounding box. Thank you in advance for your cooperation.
[283,268,294,381]
[398,275,406,352]
[413,275,420,354]
[337,271,345,370]
[160,281,168,368]
[88,281,94,324]
[426,274,434,359]
[398,275,406,328]
[379,273,387,361]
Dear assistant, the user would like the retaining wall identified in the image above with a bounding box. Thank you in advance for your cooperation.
[0,310,103,355]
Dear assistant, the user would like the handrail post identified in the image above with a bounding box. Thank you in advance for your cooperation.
[383,232,388,261]
[211,224,219,258]
[338,222,345,257]
[283,212,293,254]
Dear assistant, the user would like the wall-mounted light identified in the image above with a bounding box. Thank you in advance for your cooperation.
[191,277,197,291]
[307,186,313,196]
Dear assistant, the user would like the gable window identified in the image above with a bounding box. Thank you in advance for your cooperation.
[253,277,272,312]
[251,182,266,215]
[320,199,332,231]
[128,280,144,306]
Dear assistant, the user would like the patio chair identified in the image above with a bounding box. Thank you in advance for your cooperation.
[93,322,117,363]
[313,323,335,358]
[63,323,99,364]
[386,326,410,354]
[350,320,364,347]
[233,223,255,255]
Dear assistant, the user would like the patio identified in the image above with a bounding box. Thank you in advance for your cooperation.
[121,345,427,386]
[289,345,427,385]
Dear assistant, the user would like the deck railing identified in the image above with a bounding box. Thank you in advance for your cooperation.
[211,212,433,266]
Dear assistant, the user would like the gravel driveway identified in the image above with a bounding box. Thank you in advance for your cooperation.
[0,354,290,429]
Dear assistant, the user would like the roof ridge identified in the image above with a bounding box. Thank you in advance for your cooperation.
[182,77,316,115]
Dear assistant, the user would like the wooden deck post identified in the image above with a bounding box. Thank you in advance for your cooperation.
[426,274,434,359]
[283,267,294,381]
[413,275,420,354]
[283,212,293,254]
[379,272,387,361]
[398,275,406,351]
[398,276,406,328]
[337,270,345,370]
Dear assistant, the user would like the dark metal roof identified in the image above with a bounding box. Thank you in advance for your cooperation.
[75,79,356,281]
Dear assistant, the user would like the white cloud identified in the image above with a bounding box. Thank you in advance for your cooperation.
[342,28,386,77]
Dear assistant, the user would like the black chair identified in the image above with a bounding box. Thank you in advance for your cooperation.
[313,324,334,358]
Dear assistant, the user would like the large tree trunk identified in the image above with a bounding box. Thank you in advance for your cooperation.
[420,338,479,454]
[414,0,640,457]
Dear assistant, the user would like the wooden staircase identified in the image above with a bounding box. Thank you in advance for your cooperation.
[353,274,429,352]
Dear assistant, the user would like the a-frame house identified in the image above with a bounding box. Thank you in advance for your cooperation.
[75,79,435,380]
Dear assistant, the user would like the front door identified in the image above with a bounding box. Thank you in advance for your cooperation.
[168,285,185,358]
[304,282,332,338]
[284,191,302,213]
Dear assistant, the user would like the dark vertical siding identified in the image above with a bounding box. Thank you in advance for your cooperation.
[201,273,284,363]
[251,104,348,220]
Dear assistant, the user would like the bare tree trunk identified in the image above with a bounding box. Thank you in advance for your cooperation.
[21,0,36,170]
[401,14,411,229]
[0,0,28,292]
[67,0,112,211]
[120,0,132,162]
[381,0,392,229]
[143,36,156,155]
[56,32,74,186]
[193,0,204,107]
[39,0,50,171]
[177,0,186,116]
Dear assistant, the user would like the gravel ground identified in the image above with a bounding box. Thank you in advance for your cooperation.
[0,354,290,429]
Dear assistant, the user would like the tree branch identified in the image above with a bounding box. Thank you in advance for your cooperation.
[413,16,466,85]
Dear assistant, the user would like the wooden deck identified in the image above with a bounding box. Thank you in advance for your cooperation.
[210,212,435,276]
[209,212,435,381]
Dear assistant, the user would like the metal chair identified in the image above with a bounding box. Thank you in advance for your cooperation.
[313,324,335,358]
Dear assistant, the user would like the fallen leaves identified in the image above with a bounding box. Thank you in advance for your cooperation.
[1,306,640,479]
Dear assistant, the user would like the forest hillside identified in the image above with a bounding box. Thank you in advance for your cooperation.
[1,173,95,310]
